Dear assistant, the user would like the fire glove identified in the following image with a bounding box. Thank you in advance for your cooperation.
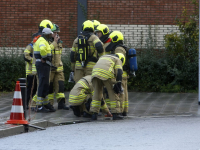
[68,71,75,83]
[51,65,57,71]
[113,82,123,94]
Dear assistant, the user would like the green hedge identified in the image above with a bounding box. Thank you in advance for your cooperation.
[0,51,75,91]
[0,54,26,91]
[0,49,198,93]
[128,49,198,93]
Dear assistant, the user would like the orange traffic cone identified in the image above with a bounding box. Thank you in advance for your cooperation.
[6,81,29,125]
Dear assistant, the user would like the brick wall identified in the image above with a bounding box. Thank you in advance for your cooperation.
[107,24,180,49]
[0,0,195,49]
[0,0,77,48]
[87,0,195,49]
[87,0,194,25]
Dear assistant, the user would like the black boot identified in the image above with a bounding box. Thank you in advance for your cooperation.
[58,98,69,110]
[113,113,124,120]
[70,106,81,117]
[35,106,49,113]
[91,113,98,120]
[83,111,92,118]
[44,103,56,112]
[122,112,127,116]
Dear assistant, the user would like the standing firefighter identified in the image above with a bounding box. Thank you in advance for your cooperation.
[95,24,112,107]
[24,42,37,109]
[48,24,69,110]
[70,20,104,83]
[103,31,129,116]
[90,53,125,120]
[33,27,59,112]
[69,75,111,117]
[24,19,53,109]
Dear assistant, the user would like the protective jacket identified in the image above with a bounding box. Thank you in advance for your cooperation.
[24,43,34,76]
[49,40,63,72]
[104,43,128,78]
[92,55,123,81]
[70,32,104,71]
[69,75,93,106]
[34,36,57,62]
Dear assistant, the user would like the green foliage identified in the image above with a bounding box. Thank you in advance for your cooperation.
[0,49,74,92]
[0,52,26,91]
[128,0,198,93]
[61,50,75,91]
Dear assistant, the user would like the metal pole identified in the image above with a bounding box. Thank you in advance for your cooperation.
[18,78,27,118]
[77,0,87,36]
[199,0,200,105]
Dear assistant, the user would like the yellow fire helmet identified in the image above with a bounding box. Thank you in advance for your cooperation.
[109,31,124,43]
[39,19,53,29]
[82,20,94,32]
[51,24,60,32]
[116,53,125,66]
[96,24,109,35]
[92,20,100,30]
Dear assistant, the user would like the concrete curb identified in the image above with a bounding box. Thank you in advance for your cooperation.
[0,120,57,138]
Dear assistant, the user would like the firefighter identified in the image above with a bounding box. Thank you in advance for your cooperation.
[95,24,111,46]
[69,75,111,118]
[95,24,112,107]
[105,31,129,116]
[48,24,69,110]
[33,27,59,112]
[90,53,125,120]
[25,19,53,110]
[70,20,104,83]
[24,43,37,109]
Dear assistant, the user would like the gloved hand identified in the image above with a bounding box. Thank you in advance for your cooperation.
[68,71,75,82]
[51,65,57,71]
[113,82,123,94]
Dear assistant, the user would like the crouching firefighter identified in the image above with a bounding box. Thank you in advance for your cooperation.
[70,20,104,83]
[69,75,112,117]
[48,24,69,110]
[90,53,125,120]
[33,28,60,112]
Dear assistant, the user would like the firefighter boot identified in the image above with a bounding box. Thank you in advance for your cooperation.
[83,111,92,118]
[122,112,127,116]
[70,106,81,117]
[44,103,56,112]
[35,105,50,113]
[91,113,98,121]
[58,98,69,110]
[112,113,124,120]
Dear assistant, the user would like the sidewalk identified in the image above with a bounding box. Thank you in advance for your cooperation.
[0,92,199,138]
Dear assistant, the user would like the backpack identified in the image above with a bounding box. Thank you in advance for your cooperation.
[77,35,89,67]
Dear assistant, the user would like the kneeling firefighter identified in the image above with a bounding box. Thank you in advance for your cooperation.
[70,20,104,83]
[33,27,60,112]
[90,53,125,120]
[48,24,69,110]
[69,75,111,117]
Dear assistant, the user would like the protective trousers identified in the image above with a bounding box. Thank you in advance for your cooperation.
[48,71,65,105]
[90,77,121,114]
[74,67,92,83]
[26,75,37,108]
[120,77,128,113]
[35,62,50,105]
[69,93,109,115]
